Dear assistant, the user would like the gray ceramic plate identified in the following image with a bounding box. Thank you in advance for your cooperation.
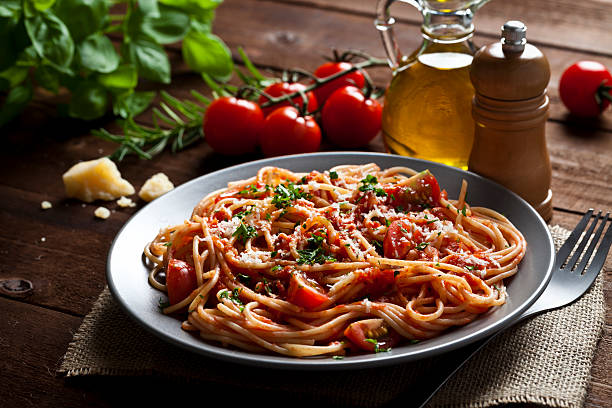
[107,152,554,370]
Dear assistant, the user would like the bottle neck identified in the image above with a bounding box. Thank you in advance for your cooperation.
[421,9,474,44]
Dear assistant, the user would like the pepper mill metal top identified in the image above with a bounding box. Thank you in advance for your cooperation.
[502,20,527,53]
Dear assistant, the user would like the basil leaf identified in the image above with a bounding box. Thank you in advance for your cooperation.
[30,0,56,12]
[0,80,33,127]
[25,9,74,69]
[77,33,120,73]
[182,30,232,80]
[0,0,22,19]
[68,81,108,120]
[123,39,171,84]
[0,65,29,89]
[137,0,160,17]
[139,4,189,44]
[34,64,60,93]
[97,64,138,89]
[113,90,155,118]
[53,0,108,41]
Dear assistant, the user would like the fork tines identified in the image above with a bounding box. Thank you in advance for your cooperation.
[556,209,612,275]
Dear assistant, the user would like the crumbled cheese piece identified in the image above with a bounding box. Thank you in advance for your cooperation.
[62,157,135,203]
[41,201,52,210]
[94,206,111,219]
[216,218,241,238]
[116,196,136,208]
[139,173,174,202]
[40,237,46,242]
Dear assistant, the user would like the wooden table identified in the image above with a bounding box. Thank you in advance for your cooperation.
[1,0,610,406]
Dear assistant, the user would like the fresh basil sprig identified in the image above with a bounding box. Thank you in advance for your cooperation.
[0,0,233,126]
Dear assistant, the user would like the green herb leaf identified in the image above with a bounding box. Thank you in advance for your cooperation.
[68,80,107,120]
[98,64,138,89]
[415,242,429,250]
[112,90,155,118]
[182,29,233,81]
[54,0,108,41]
[272,182,311,209]
[77,32,120,73]
[0,80,33,127]
[329,171,338,180]
[25,9,74,69]
[123,38,171,84]
[232,222,257,244]
[140,3,190,44]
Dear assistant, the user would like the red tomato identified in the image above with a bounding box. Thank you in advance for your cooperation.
[258,82,318,116]
[313,61,366,105]
[343,319,401,353]
[386,170,441,211]
[356,268,396,298]
[383,220,422,259]
[559,61,612,117]
[260,106,322,157]
[202,96,263,155]
[166,259,197,305]
[287,272,329,310]
[321,86,382,148]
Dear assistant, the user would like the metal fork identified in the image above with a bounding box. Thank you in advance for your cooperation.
[403,209,612,408]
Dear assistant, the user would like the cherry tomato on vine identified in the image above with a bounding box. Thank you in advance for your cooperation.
[258,82,318,116]
[260,106,321,157]
[313,61,366,105]
[559,61,612,117]
[203,96,264,155]
[321,86,382,148]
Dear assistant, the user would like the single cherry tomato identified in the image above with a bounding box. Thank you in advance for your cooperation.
[559,61,612,117]
[313,61,366,105]
[260,106,322,157]
[385,170,441,211]
[355,268,396,298]
[287,272,329,310]
[203,96,263,155]
[321,85,382,148]
[258,82,318,116]
[343,318,401,353]
[166,258,197,305]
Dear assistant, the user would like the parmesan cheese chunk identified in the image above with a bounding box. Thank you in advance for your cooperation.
[62,157,135,203]
[41,201,52,210]
[139,173,174,202]
[94,206,111,219]
[116,196,136,208]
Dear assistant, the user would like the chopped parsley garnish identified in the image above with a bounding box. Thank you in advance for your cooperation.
[158,297,170,311]
[297,233,336,265]
[372,240,384,254]
[237,274,251,284]
[465,265,475,271]
[329,171,339,180]
[270,250,278,257]
[163,242,172,247]
[238,184,259,195]
[358,175,387,197]
[232,222,257,244]
[271,182,311,209]
[234,206,254,219]
[332,355,344,360]
[365,338,390,353]
[461,206,467,216]
[426,218,439,224]
[219,288,244,311]
[270,265,282,271]
[415,242,429,250]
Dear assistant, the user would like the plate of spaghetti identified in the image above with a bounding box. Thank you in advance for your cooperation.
[107,152,554,369]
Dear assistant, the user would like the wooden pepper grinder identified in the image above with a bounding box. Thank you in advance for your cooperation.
[468,20,553,222]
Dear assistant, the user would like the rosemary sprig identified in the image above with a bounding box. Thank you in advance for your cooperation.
[92,90,209,161]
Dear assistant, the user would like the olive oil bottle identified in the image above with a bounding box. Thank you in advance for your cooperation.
[376,0,490,169]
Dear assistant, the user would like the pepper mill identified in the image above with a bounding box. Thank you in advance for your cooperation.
[468,21,553,222]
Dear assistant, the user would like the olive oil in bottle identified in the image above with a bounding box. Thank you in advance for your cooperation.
[382,47,475,169]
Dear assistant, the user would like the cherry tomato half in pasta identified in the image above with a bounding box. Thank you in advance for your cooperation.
[203,96,264,155]
[287,272,329,310]
[259,106,322,157]
[258,82,318,117]
[344,319,401,353]
[559,61,612,117]
[321,86,382,148]
[166,259,197,305]
[313,61,366,105]
[383,220,423,259]
[386,170,441,212]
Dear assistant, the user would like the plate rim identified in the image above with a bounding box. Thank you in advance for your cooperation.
[106,151,555,370]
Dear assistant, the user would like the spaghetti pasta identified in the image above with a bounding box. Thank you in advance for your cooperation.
[144,164,526,357]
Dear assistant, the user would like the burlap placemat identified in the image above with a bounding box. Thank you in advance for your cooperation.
[57,225,606,407]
